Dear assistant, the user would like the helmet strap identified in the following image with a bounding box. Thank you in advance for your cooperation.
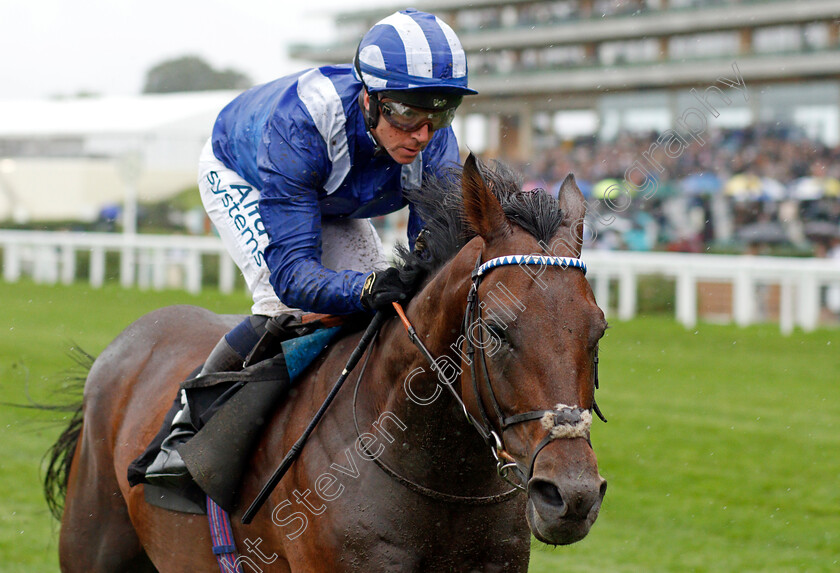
[360,89,380,132]
[355,41,385,155]
[358,89,387,157]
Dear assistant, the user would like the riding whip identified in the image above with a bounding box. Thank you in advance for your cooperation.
[241,310,388,524]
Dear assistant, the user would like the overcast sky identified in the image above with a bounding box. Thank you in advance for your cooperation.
[1,0,394,100]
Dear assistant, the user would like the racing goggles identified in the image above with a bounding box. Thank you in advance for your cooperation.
[379,100,457,132]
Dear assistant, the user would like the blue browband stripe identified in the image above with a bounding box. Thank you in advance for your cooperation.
[476,255,587,277]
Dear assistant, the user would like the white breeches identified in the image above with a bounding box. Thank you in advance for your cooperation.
[197,139,388,316]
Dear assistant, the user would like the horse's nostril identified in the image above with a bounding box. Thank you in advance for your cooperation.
[599,479,608,500]
[530,479,565,510]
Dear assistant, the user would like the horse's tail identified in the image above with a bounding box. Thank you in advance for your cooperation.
[42,346,94,520]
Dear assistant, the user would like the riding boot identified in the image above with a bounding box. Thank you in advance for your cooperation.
[197,335,248,376]
[144,389,195,485]
[144,336,244,486]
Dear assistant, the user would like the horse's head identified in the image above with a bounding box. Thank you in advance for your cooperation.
[454,153,607,545]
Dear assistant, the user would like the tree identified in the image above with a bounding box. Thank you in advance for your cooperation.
[143,55,252,94]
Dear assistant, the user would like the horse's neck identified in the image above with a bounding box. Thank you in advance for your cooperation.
[358,247,502,493]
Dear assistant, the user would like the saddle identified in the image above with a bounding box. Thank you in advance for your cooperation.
[129,312,366,514]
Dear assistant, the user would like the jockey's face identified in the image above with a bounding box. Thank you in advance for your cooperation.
[364,92,433,165]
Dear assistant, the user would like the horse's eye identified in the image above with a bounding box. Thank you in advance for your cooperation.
[487,324,509,346]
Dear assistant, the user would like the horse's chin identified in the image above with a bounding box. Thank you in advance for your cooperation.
[525,498,600,546]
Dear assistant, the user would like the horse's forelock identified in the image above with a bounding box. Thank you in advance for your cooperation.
[396,160,567,283]
[499,187,565,245]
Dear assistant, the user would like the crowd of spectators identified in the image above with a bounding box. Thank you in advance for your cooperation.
[510,125,840,256]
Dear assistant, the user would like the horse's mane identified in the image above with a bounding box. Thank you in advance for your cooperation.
[395,160,566,286]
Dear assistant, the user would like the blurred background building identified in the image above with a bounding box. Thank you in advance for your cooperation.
[0,91,237,224]
[291,0,840,325]
[292,0,840,155]
[290,0,840,258]
[1,0,839,327]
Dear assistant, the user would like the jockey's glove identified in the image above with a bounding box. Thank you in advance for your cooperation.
[360,267,412,311]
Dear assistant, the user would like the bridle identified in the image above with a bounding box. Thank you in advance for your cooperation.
[353,251,605,503]
[462,253,604,492]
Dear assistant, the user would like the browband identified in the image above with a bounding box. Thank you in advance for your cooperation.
[474,255,587,278]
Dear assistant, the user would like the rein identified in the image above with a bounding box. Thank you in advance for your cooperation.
[352,332,519,505]
[353,252,604,503]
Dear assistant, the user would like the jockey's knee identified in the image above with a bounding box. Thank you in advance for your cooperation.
[199,315,270,375]
[224,315,270,359]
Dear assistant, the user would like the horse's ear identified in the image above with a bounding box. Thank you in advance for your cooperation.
[558,173,586,257]
[462,153,510,242]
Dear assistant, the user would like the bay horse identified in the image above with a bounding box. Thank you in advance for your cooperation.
[46,154,607,572]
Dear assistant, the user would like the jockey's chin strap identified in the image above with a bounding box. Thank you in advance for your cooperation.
[394,252,605,494]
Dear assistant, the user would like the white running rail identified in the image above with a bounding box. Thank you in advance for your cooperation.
[2,230,840,334]
[0,230,236,295]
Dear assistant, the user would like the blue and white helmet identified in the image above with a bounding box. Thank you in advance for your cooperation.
[354,8,477,106]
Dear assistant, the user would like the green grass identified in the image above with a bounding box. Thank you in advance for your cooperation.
[1,280,839,572]
[529,318,840,572]
[0,281,250,572]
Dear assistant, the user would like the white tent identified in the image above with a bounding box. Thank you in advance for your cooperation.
[0,91,240,222]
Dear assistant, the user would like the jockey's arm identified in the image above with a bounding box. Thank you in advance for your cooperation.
[258,133,368,316]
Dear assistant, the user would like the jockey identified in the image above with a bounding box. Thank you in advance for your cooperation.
[144,8,477,485]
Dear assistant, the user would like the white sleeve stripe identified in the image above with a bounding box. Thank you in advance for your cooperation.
[296,69,351,195]
[378,12,433,79]
[435,17,467,78]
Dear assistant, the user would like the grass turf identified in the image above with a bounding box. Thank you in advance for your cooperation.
[0,280,838,572]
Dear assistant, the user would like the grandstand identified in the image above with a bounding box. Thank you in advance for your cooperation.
[1,0,838,329]
[293,1,840,321]
[290,0,840,156]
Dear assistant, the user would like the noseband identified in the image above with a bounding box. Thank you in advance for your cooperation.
[460,253,602,492]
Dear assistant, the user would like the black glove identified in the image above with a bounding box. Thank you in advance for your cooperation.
[360,267,410,311]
